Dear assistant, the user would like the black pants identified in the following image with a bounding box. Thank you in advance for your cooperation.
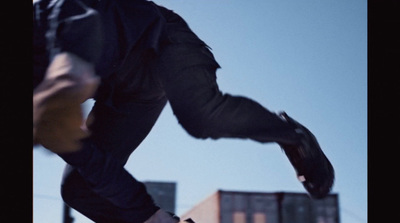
[35,1,299,222]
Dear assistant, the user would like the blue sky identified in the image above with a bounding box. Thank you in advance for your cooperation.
[33,0,367,222]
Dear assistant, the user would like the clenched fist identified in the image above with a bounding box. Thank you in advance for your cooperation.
[33,53,99,153]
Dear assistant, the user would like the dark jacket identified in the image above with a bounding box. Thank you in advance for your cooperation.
[33,0,167,89]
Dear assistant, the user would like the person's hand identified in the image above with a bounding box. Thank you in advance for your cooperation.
[33,53,99,153]
[33,97,89,153]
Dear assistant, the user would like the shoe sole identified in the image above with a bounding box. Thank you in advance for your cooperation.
[279,112,334,199]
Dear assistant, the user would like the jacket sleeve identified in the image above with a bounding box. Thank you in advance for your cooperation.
[33,0,103,89]
[46,0,103,64]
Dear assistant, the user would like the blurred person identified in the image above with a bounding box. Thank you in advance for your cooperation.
[33,0,334,222]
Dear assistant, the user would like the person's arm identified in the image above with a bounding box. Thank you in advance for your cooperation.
[33,0,102,153]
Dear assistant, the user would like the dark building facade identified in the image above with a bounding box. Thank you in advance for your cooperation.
[181,190,339,223]
[144,181,177,214]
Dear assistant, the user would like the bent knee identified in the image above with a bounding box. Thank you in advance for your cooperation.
[60,183,74,205]
[178,114,218,139]
[60,168,87,205]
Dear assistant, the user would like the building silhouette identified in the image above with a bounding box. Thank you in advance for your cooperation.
[181,190,339,223]
[144,181,177,214]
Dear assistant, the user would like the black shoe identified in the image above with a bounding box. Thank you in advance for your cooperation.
[278,112,334,199]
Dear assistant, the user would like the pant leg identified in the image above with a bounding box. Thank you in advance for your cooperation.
[153,10,301,145]
[61,165,151,223]
[59,95,167,223]
[155,56,300,145]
